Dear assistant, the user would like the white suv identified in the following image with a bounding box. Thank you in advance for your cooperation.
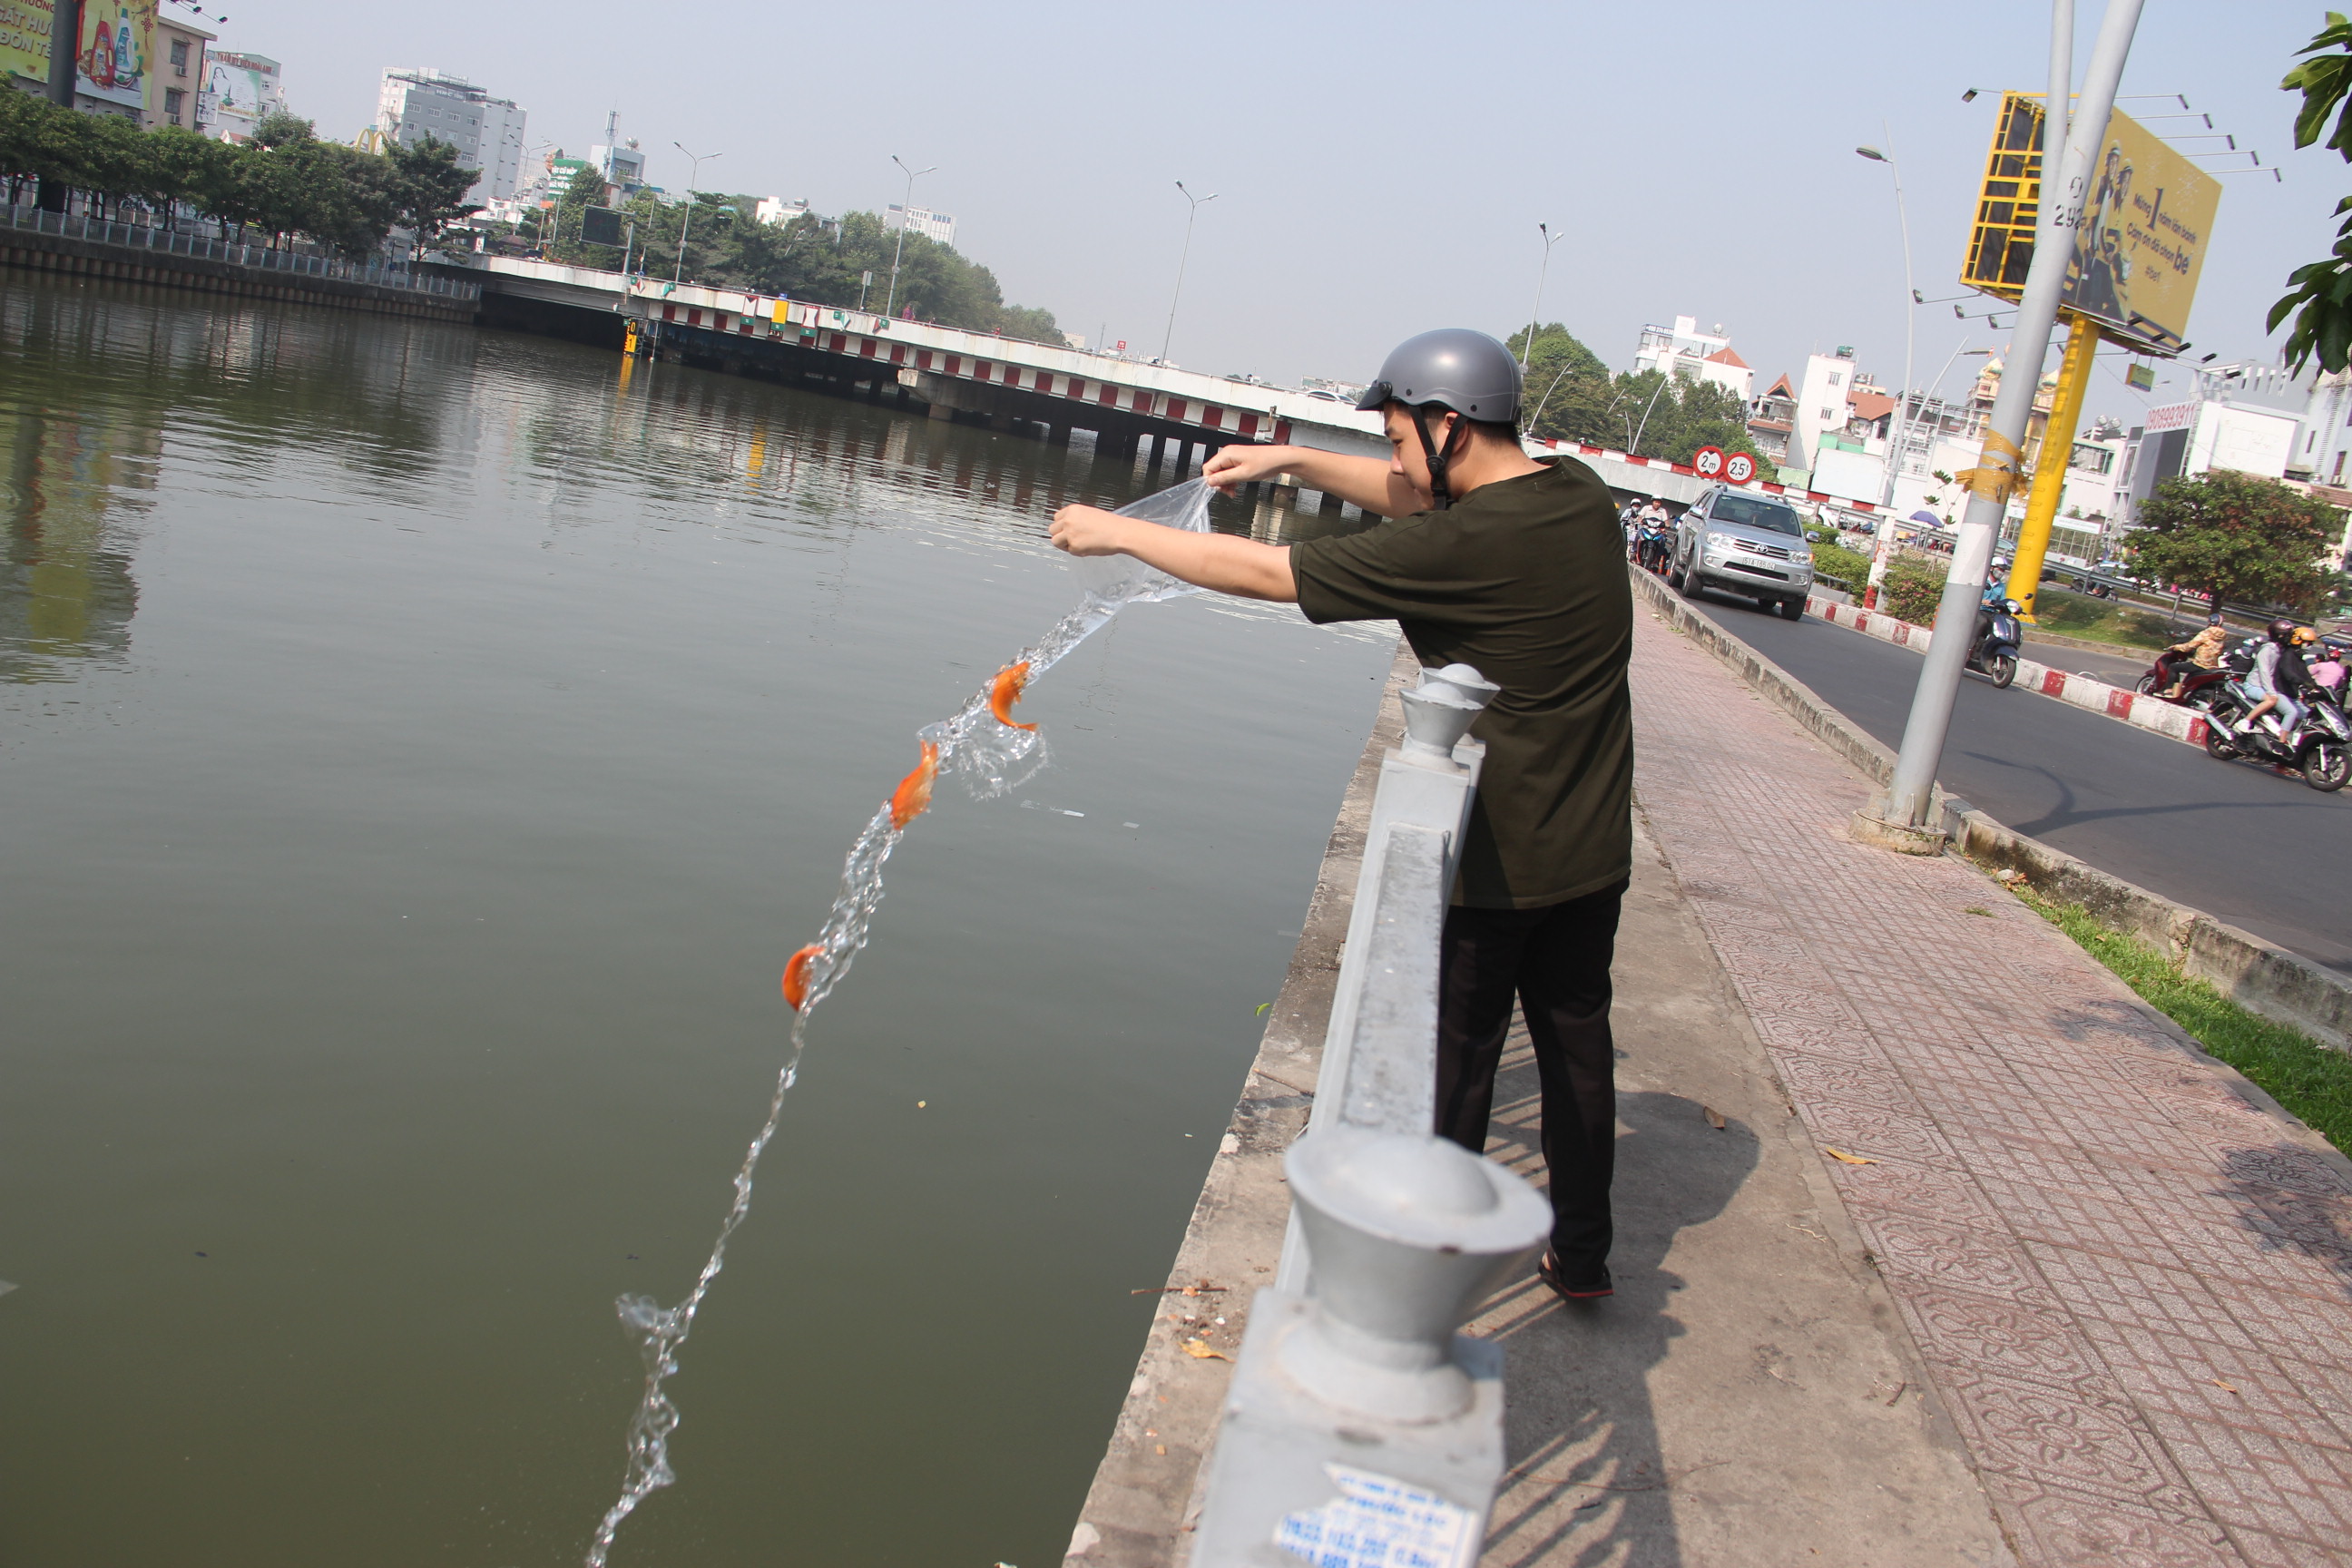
[1669,486,1815,621]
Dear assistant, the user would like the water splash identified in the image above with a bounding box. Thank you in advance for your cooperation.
[583,479,1214,1565]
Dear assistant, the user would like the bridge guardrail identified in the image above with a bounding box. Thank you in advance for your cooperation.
[0,204,481,300]
[1187,662,1549,1568]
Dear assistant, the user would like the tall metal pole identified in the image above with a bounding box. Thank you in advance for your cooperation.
[672,142,719,285]
[2042,0,2074,260]
[884,154,936,318]
[1856,137,1915,607]
[1520,222,1558,370]
[2004,310,2099,615]
[1879,0,2143,829]
[36,0,81,212]
[1160,181,1217,365]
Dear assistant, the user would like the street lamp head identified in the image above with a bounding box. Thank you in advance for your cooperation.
[1856,145,1888,162]
[1961,88,1979,103]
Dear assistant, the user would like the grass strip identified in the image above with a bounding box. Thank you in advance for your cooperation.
[2014,889,2352,1155]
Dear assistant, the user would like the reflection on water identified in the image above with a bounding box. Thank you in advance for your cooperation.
[0,272,1395,1568]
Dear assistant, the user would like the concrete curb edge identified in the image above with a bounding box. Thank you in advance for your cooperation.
[1630,565,2352,1055]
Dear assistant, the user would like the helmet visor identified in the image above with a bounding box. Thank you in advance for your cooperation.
[1353,379,1393,413]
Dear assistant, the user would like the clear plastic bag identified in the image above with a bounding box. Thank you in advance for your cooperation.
[1066,476,1214,607]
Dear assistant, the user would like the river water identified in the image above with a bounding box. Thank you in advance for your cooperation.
[0,274,1396,1567]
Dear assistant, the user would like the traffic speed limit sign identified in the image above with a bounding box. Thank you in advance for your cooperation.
[1692,446,1726,478]
[1724,452,1758,485]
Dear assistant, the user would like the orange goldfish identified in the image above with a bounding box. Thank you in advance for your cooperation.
[889,740,940,829]
[781,943,823,1011]
[990,661,1037,731]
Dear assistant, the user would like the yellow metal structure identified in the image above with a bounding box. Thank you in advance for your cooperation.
[1962,93,2047,302]
[2004,311,2100,619]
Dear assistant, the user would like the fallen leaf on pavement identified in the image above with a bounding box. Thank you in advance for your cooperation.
[2210,1378,2239,1395]
[1702,1106,1727,1130]
[1822,1147,1877,1165]
[1181,1338,1232,1362]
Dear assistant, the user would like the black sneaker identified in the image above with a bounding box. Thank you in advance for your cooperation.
[1536,1252,1612,1301]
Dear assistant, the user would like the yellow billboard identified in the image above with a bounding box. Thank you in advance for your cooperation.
[2061,106,2220,354]
[0,0,53,87]
[1961,95,2220,357]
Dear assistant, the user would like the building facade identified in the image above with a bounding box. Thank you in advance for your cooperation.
[148,15,210,131]
[1633,315,1752,400]
[883,204,956,248]
[376,67,527,205]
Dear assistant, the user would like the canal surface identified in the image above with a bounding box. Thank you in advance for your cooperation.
[0,274,1396,1567]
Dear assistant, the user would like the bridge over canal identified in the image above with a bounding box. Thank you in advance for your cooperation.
[456,255,1892,521]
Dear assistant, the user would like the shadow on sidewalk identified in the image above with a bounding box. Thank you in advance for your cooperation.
[1474,1071,1759,1567]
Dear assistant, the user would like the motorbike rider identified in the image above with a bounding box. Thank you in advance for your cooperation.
[2237,620,2313,739]
[2157,612,2230,699]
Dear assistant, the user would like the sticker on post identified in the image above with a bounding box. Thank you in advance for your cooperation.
[1274,1465,1481,1568]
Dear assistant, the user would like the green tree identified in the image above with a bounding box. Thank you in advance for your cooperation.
[385,134,479,242]
[2270,14,2352,370]
[2126,470,2340,612]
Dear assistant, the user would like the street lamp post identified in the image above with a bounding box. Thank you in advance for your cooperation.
[671,142,720,285]
[1520,222,1560,371]
[884,155,936,318]
[1856,138,1916,608]
[1160,181,1218,365]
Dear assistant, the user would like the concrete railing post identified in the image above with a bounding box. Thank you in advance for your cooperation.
[1190,662,1551,1568]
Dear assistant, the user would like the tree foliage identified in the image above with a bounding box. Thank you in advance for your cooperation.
[0,93,480,256]
[1506,322,1775,469]
[2126,470,2339,612]
[2272,13,2352,371]
[532,183,1064,338]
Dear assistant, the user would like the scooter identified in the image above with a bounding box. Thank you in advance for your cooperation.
[2132,652,2234,710]
[1966,596,2024,689]
[2201,686,2352,792]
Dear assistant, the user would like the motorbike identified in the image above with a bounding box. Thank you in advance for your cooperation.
[1966,596,2024,689]
[2201,684,2352,792]
[1635,523,1674,575]
[2132,652,2234,710]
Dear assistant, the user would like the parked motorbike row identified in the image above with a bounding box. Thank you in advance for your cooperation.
[2135,630,2352,793]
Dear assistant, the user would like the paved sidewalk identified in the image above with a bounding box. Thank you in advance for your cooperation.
[1625,604,2352,1565]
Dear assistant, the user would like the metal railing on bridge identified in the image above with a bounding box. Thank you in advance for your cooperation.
[0,204,481,300]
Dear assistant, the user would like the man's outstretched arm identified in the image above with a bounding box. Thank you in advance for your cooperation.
[1049,506,1297,603]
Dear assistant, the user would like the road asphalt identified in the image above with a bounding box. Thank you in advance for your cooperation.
[1673,582,2352,975]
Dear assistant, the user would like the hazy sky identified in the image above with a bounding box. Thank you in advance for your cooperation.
[209,0,2338,426]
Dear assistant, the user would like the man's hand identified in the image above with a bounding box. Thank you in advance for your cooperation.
[1201,444,1302,494]
[1051,505,1134,557]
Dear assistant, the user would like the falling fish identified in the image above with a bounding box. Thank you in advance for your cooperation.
[889,740,941,829]
[781,943,822,1011]
[990,661,1037,731]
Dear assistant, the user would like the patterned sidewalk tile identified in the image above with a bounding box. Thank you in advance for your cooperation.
[1623,605,2352,1566]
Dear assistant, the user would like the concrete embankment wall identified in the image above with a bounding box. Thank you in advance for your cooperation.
[1631,565,2352,1054]
[0,225,476,323]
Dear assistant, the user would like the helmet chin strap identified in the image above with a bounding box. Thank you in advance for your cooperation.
[1412,407,1467,510]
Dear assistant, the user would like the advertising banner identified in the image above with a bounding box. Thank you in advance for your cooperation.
[1962,96,2220,357]
[0,0,51,87]
[0,0,154,110]
[2059,107,2219,354]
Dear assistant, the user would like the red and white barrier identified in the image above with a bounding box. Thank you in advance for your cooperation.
[1807,596,2212,750]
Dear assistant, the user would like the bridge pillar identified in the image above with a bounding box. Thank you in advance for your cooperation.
[927,401,954,422]
[1047,424,1071,446]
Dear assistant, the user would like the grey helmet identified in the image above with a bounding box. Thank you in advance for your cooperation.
[1354,328,1524,508]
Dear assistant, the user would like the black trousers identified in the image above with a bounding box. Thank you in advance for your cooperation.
[1434,878,1628,1274]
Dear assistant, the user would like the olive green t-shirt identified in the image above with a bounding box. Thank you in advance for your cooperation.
[1289,456,1632,910]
